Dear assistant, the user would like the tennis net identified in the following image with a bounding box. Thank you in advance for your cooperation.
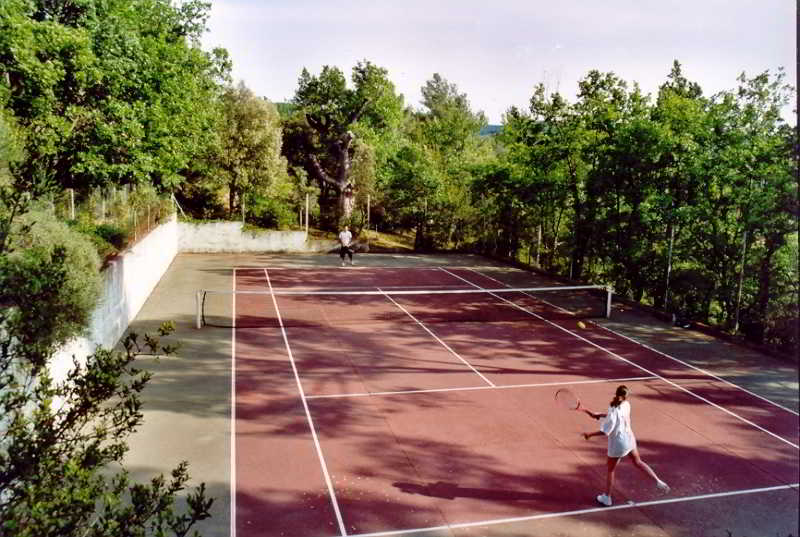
[196,285,612,329]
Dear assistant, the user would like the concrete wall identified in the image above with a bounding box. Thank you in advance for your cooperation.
[50,218,342,381]
[51,214,179,382]
[179,221,335,253]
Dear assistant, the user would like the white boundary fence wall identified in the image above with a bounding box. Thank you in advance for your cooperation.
[51,218,341,381]
[178,221,334,253]
[50,214,179,382]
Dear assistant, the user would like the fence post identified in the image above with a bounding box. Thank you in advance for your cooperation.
[196,291,203,329]
[733,229,748,334]
[305,193,309,238]
[536,224,542,267]
[663,223,675,310]
[69,189,75,220]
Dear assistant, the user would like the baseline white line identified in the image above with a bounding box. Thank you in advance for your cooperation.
[305,376,658,400]
[468,268,799,417]
[378,288,495,387]
[264,269,348,536]
[230,269,237,537]
[349,484,800,537]
[441,268,799,450]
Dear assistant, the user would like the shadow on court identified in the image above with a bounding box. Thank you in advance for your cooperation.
[120,253,799,537]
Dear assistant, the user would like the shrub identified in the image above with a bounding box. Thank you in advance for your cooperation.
[245,195,295,229]
[3,210,102,366]
[94,223,129,250]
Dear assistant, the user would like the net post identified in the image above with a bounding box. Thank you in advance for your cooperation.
[195,291,203,329]
[605,286,612,318]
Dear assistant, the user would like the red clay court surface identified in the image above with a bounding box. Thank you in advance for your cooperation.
[227,266,799,537]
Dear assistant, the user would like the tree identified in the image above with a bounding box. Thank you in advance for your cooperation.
[0,145,212,537]
[0,14,214,537]
[216,82,288,219]
[652,61,709,311]
[714,70,796,341]
[382,142,439,248]
[419,73,486,154]
[0,0,225,194]
[387,73,488,250]
[288,60,403,227]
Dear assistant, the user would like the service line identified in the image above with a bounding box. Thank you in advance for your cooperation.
[443,268,799,450]
[305,376,658,400]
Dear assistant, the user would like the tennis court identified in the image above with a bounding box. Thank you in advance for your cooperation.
[127,254,799,537]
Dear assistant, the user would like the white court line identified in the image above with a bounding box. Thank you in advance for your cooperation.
[467,268,800,417]
[600,326,799,415]
[264,269,348,536]
[271,284,474,292]
[349,484,800,537]
[378,288,495,387]
[305,376,658,400]
[441,268,800,450]
[230,269,237,537]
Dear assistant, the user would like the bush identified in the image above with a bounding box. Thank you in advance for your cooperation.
[2,210,102,365]
[245,195,295,229]
[94,223,129,250]
[66,218,125,259]
[175,180,227,220]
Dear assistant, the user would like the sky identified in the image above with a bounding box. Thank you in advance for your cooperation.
[201,1,796,125]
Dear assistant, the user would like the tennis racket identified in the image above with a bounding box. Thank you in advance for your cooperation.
[554,388,581,411]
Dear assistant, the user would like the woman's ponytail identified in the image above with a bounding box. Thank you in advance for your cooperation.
[610,385,629,408]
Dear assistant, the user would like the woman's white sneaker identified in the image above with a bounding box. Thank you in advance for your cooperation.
[596,493,612,506]
[656,480,670,493]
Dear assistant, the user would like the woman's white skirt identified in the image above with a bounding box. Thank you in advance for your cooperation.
[608,432,636,458]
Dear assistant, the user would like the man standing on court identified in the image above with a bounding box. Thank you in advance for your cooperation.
[339,225,354,266]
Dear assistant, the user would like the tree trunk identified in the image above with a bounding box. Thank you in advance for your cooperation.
[228,185,236,220]
[753,233,784,343]
[309,131,356,226]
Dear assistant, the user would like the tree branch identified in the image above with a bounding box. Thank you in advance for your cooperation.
[347,97,373,126]
[308,155,338,187]
[335,131,354,187]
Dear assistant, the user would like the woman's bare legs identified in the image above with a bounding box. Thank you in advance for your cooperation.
[629,448,670,491]
[605,456,621,496]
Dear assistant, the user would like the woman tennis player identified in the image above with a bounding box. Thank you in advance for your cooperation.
[583,385,670,506]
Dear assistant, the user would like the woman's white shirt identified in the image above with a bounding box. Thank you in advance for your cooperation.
[600,400,637,457]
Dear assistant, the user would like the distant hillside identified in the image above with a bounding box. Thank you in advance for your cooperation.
[479,124,503,136]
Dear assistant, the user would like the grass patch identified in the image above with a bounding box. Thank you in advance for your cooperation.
[363,229,414,252]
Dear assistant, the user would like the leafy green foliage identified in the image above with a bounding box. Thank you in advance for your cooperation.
[0,209,212,535]
[286,60,404,228]
[215,83,289,219]
[0,0,225,192]
[377,73,488,250]
[66,213,130,259]
[1,3,215,534]
[485,62,797,354]
[93,222,128,250]
[245,194,295,230]
[2,210,102,366]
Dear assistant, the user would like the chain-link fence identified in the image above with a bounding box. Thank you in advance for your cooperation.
[47,186,174,254]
